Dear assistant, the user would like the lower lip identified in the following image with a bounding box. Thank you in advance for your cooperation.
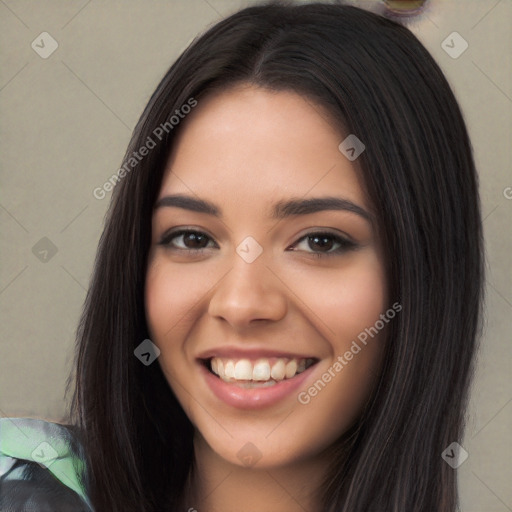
[200,363,317,409]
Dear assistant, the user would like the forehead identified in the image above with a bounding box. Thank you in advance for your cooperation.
[158,85,368,210]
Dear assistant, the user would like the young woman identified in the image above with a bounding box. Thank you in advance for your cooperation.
[0,2,484,511]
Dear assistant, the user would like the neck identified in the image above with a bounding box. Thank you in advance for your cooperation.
[184,433,330,512]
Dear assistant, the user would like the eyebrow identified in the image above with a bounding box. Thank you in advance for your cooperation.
[154,194,372,223]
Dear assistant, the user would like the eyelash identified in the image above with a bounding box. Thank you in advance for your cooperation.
[158,229,357,258]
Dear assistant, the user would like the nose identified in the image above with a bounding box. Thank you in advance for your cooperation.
[208,257,288,329]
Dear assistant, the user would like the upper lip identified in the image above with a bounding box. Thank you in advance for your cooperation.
[196,346,318,361]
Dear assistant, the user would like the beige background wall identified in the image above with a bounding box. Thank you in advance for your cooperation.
[1,1,510,510]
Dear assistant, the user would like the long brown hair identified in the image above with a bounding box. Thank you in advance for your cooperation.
[68,2,484,510]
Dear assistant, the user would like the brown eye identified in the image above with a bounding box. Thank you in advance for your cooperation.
[289,232,356,257]
[308,234,336,252]
[159,230,216,250]
[182,232,209,248]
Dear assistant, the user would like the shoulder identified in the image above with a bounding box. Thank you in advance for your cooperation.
[0,417,93,511]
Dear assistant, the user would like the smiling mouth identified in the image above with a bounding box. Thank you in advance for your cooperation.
[201,356,318,388]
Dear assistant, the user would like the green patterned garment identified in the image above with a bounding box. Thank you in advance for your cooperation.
[0,417,93,511]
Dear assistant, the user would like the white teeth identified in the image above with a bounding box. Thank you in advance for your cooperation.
[270,359,286,380]
[234,359,253,380]
[234,380,278,389]
[253,359,271,381]
[224,360,235,378]
[209,356,314,383]
[285,360,297,379]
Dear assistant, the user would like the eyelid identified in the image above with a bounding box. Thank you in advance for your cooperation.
[158,227,219,248]
[288,227,356,246]
[288,230,357,253]
[158,227,358,254]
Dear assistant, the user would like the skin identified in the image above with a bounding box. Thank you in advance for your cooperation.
[145,84,388,512]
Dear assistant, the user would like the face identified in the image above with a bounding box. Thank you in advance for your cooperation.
[145,84,388,470]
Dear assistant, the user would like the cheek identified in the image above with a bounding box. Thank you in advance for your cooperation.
[144,255,226,403]
[285,253,387,444]
[144,259,204,410]
[329,261,387,341]
[286,252,387,343]
[144,258,201,367]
